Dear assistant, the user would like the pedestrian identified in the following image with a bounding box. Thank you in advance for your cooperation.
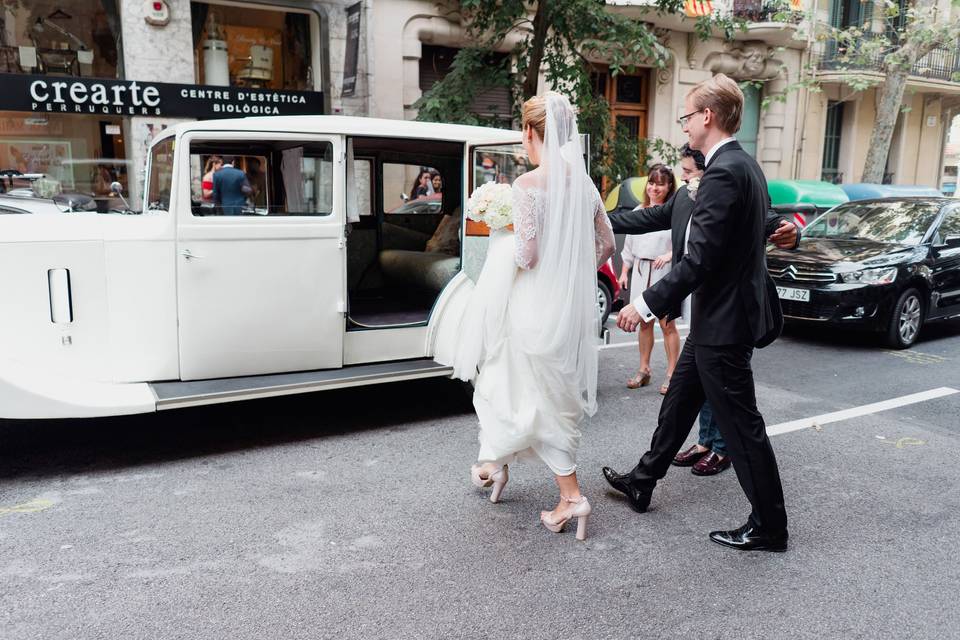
[619,163,680,394]
[409,169,432,200]
[201,155,223,202]
[436,92,615,541]
[212,156,252,216]
[603,73,799,552]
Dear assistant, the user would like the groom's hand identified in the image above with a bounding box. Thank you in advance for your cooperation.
[769,220,798,249]
[618,304,642,333]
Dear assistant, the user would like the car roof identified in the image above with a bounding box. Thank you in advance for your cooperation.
[840,183,943,200]
[167,115,523,145]
[838,196,955,208]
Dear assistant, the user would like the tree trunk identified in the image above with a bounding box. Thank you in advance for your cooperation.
[521,1,550,100]
[860,68,910,183]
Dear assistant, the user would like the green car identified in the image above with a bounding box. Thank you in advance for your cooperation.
[767,179,849,227]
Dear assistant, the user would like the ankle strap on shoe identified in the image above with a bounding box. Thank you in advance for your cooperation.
[561,495,586,503]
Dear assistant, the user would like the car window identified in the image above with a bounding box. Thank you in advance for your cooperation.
[383,163,444,213]
[472,144,530,190]
[189,141,334,217]
[802,201,941,246]
[146,137,175,212]
[935,208,960,243]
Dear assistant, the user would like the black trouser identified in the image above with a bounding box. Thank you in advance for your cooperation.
[629,337,788,533]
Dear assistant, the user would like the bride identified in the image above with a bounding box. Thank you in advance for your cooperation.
[438,92,615,541]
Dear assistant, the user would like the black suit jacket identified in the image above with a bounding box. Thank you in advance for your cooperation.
[609,183,790,325]
[618,141,784,347]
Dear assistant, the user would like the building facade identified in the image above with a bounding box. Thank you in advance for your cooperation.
[371,0,809,183]
[796,0,960,187]
[0,0,372,204]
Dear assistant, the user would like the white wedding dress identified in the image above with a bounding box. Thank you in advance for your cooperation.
[437,175,615,476]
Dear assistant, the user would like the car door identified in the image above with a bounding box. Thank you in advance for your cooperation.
[175,131,345,380]
[930,206,960,318]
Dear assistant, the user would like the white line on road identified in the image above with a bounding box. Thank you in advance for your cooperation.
[600,332,690,350]
[766,386,960,436]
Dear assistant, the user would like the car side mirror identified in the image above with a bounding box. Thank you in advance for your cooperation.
[110,181,132,213]
[944,234,960,248]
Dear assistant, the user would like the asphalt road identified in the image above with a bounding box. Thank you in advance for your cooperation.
[1,319,959,640]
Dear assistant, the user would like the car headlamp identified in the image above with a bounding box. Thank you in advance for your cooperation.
[840,267,897,285]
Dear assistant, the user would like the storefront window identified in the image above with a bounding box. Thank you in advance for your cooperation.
[0,0,122,79]
[191,2,314,91]
[0,112,128,210]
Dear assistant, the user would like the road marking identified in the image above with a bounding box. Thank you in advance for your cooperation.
[767,387,959,436]
[600,332,689,350]
[0,498,54,517]
[883,350,947,365]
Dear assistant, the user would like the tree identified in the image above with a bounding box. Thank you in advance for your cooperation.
[414,0,742,185]
[804,0,960,183]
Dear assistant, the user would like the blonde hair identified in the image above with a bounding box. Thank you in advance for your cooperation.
[687,73,743,135]
[521,94,548,141]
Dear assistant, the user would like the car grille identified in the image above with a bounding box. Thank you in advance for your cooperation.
[779,299,837,320]
[768,264,837,283]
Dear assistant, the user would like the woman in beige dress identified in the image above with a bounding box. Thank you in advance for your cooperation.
[618,164,681,394]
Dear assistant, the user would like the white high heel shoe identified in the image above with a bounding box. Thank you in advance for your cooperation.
[540,495,592,541]
[470,464,509,503]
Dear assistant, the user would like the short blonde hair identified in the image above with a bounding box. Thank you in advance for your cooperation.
[688,73,743,134]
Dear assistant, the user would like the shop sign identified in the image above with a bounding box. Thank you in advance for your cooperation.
[0,73,324,119]
[342,2,362,97]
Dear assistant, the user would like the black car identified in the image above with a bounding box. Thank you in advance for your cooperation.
[767,197,960,348]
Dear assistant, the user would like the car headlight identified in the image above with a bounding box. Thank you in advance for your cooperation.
[840,267,898,285]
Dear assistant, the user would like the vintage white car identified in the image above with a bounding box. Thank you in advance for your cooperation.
[1,116,541,419]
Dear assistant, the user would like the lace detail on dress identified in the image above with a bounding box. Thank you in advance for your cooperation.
[593,192,615,267]
[513,185,543,270]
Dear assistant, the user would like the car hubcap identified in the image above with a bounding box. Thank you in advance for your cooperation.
[898,296,921,343]
[597,287,608,317]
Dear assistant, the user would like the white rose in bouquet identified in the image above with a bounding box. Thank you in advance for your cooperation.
[467,182,513,230]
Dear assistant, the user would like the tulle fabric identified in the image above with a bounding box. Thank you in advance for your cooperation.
[435,93,613,475]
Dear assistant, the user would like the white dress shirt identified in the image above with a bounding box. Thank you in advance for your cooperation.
[635,137,737,322]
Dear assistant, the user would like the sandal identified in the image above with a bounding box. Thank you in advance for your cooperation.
[659,376,671,395]
[627,370,652,389]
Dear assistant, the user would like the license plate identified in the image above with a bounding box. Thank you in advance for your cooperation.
[777,286,810,302]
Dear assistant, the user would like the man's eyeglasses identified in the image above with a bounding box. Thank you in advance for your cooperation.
[678,109,704,127]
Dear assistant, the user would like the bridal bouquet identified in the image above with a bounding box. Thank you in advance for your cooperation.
[467,182,513,230]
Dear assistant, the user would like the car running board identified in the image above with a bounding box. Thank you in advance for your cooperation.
[150,359,453,411]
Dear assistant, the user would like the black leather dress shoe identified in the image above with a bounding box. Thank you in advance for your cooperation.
[709,523,788,552]
[601,466,652,513]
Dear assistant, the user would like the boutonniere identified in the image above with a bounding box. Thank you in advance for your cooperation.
[686,177,701,201]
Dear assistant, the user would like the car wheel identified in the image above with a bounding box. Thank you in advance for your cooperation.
[884,287,924,349]
[597,280,613,327]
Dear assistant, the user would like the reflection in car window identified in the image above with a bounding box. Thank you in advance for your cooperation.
[803,201,941,246]
[473,144,530,189]
[935,209,960,243]
[188,141,334,217]
[146,137,175,211]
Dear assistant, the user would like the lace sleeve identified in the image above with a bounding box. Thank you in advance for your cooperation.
[594,193,615,267]
[513,185,541,270]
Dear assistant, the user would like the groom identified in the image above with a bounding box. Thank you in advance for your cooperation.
[603,73,789,552]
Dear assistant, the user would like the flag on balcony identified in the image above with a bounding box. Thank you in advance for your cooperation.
[684,0,714,17]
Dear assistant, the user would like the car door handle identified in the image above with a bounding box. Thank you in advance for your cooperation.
[180,249,204,260]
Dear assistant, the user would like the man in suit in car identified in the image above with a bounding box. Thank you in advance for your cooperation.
[212,156,251,216]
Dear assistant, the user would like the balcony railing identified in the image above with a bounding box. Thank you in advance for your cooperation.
[818,38,960,83]
[730,0,803,23]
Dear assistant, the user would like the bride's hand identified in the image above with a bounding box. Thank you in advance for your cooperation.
[653,252,671,270]
[617,273,629,290]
